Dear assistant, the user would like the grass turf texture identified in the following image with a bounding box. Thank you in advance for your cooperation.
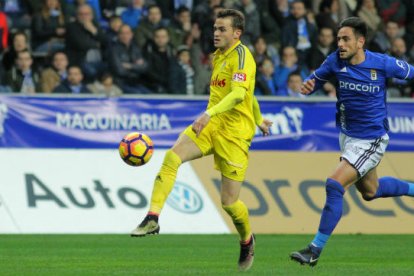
[1,234,413,275]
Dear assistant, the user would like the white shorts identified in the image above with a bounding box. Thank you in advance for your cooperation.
[339,132,389,177]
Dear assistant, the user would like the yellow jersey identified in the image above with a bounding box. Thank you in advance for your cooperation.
[208,41,256,142]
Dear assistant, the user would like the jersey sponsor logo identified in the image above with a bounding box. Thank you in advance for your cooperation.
[166,181,203,214]
[0,102,8,137]
[339,81,380,93]
[370,69,377,80]
[232,73,246,82]
[210,75,226,87]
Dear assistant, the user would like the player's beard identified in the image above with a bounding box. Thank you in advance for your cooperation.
[339,49,356,61]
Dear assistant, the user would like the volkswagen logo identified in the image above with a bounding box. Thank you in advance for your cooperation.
[166,181,203,214]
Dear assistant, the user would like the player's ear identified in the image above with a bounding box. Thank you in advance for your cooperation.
[357,36,365,49]
[233,28,242,39]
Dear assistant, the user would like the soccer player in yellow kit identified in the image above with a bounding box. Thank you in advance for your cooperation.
[131,9,272,271]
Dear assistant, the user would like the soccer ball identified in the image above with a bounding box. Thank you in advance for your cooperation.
[119,132,154,166]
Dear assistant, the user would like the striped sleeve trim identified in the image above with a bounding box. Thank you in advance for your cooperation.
[314,71,328,82]
[235,45,245,70]
[404,61,410,80]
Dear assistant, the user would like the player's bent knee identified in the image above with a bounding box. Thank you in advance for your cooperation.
[221,201,237,215]
[221,198,237,207]
[163,149,182,169]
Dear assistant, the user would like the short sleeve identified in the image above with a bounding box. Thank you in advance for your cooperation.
[384,55,414,80]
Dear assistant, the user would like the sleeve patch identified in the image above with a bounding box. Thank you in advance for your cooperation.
[232,73,247,82]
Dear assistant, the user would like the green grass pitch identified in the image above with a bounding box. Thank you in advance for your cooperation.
[1,234,413,275]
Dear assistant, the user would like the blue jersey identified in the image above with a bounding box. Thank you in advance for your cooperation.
[309,49,414,139]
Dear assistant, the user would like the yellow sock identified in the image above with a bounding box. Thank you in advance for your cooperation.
[149,150,182,214]
[222,200,251,242]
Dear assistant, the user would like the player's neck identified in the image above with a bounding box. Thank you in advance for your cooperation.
[349,49,366,65]
[219,40,240,53]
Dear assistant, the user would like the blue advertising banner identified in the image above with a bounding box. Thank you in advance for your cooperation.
[0,95,413,151]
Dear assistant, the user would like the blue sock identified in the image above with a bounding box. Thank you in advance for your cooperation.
[374,176,414,198]
[311,178,345,250]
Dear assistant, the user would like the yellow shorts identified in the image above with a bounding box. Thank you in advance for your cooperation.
[183,119,250,182]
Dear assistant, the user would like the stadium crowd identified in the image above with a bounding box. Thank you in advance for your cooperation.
[0,0,413,98]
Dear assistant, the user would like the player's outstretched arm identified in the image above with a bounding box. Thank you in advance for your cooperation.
[301,79,315,95]
[253,96,272,136]
[192,87,247,137]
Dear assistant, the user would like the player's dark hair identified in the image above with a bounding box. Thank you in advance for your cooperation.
[217,9,245,33]
[338,17,367,38]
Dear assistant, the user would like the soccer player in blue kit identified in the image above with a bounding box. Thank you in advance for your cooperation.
[290,17,414,266]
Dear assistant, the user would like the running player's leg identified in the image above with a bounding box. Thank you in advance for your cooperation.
[221,175,251,243]
[356,167,414,201]
[290,159,358,266]
[221,175,255,271]
[131,125,211,237]
[148,133,203,214]
[214,135,254,271]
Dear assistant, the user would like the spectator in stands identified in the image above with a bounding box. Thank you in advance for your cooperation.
[1,0,31,30]
[274,46,309,92]
[168,5,191,49]
[307,26,336,97]
[104,15,123,45]
[252,36,280,68]
[257,0,284,48]
[65,0,102,24]
[171,0,193,12]
[2,31,29,71]
[277,71,306,98]
[198,4,223,55]
[376,0,406,26]
[168,45,194,95]
[315,0,340,31]
[255,57,277,96]
[120,0,146,29]
[370,20,401,54]
[0,10,8,54]
[185,22,211,95]
[40,51,68,93]
[355,0,382,43]
[387,37,412,97]
[231,0,260,47]
[65,3,106,82]
[87,72,123,96]
[143,26,175,93]
[52,65,91,93]
[308,27,335,72]
[281,0,317,65]
[108,24,149,94]
[31,0,66,53]
[134,4,169,49]
[274,0,290,19]
[4,49,40,93]
[404,0,414,53]
[192,0,222,28]
[311,0,352,20]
